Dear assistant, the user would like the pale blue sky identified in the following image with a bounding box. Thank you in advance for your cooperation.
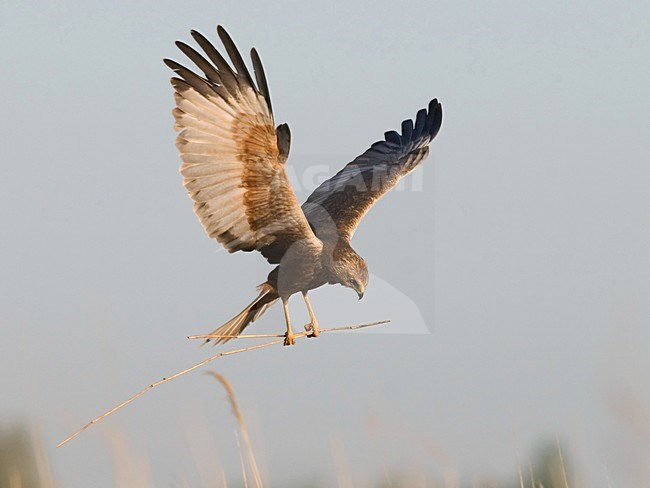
[1,1,649,486]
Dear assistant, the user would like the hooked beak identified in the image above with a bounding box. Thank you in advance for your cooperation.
[357,290,364,300]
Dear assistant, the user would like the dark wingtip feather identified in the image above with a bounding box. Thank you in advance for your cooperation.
[175,40,221,83]
[175,40,196,57]
[216,26,256,88]
[424,98,442,137]
[164,58,217,98]
[384,130,401,145]
[163,58,178,69]
[190,29,209,45]
[401,119,414,143]
[428,99,443,139]
[189,29,240,95]
[413,108,427,140]
[169,76,187,89]
[164,58,188,74]
[251,47,273,115]
[276,123,291,160]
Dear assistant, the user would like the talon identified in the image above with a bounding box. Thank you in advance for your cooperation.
[284,332,295,346]
[304,321,320,338]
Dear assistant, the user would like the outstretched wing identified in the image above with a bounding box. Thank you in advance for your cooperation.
[302,99,443,242]
[165,26,320,264]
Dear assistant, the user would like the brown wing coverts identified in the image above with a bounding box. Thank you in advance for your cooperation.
[302,99,443,241]
[165,27,319,263]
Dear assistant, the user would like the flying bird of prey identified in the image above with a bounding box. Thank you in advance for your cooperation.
[165,26,442,346]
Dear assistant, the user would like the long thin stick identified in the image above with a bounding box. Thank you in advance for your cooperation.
[187,320,391,340]
[56,319,390,448]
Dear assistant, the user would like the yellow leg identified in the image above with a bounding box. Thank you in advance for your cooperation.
[302,292,320,337]
[282,298,295,346]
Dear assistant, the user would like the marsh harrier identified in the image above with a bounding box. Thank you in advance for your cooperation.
[165,26,442,345]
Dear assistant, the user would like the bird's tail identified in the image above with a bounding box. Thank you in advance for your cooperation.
[205,282,278,345]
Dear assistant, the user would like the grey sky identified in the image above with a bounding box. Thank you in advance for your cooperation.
[1,0,649,486]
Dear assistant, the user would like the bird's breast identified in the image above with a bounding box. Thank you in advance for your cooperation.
[274,242,324,298]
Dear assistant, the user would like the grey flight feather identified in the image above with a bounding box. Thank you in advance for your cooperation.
[302,98,443,242]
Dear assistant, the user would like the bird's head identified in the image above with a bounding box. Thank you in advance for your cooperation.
[332,246,369,299]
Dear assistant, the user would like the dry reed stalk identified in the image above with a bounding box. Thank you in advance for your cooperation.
[105,427,153,488]
[603,459,612,488]
[528,461,536,488]
[509,410,525,488]
[30,423,57,488]
[234,430,249,488]
[207,372,263,488]
[556,434,570,488]
[57,319,389,448]
[330,437,354,488]
[7,468,20,488]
